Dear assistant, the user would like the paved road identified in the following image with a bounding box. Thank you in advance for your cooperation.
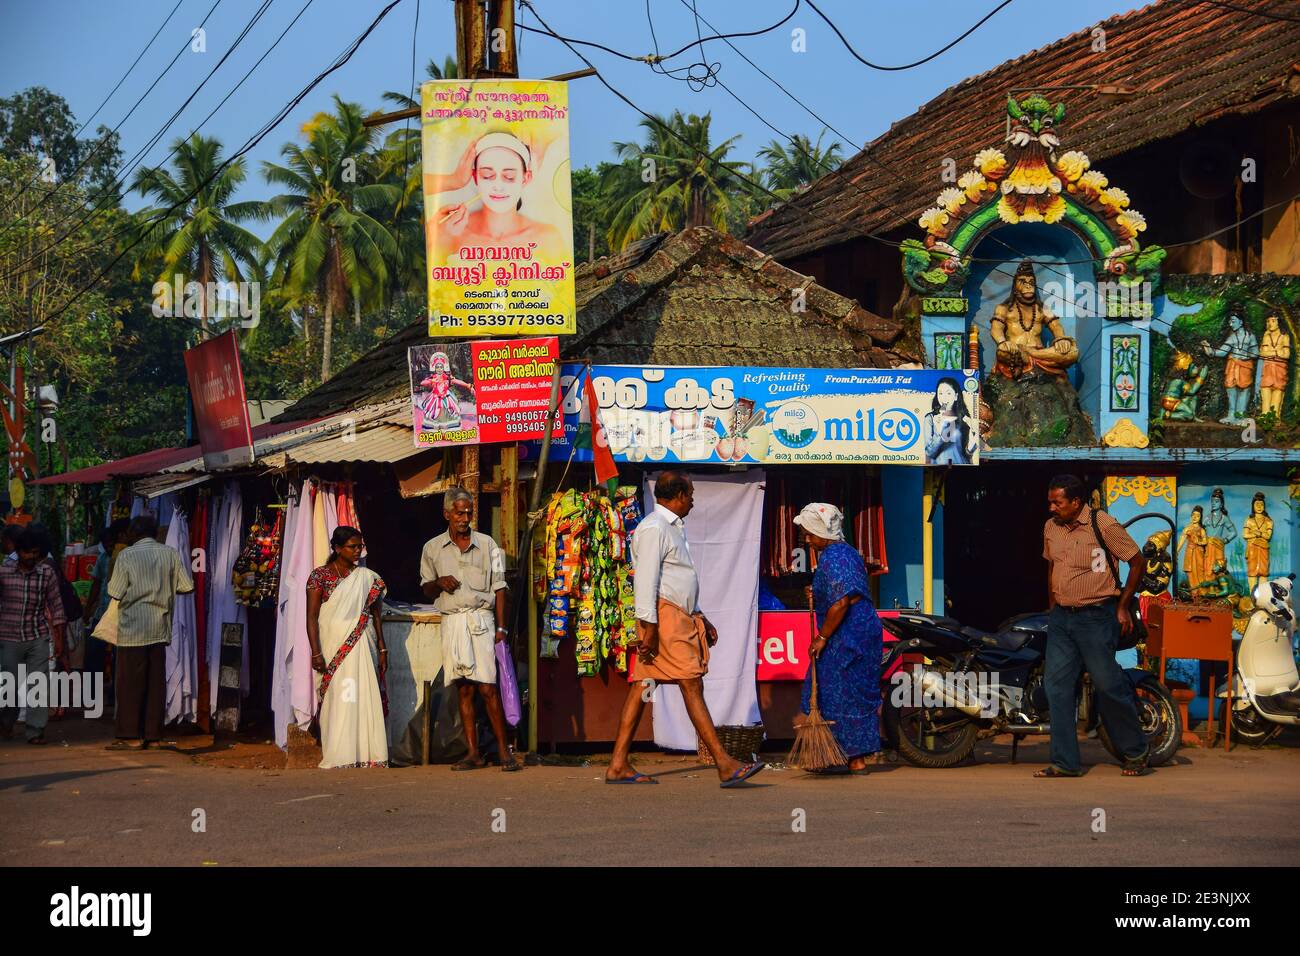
[3,720,1298,867]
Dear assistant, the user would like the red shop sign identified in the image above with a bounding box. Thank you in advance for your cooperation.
[756,610,814,681]
[183,330,254,470]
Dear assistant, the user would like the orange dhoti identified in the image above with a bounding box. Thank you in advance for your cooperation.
[1224,357,1255,389]
[1261,359,1287,389]
[635,599,709,682]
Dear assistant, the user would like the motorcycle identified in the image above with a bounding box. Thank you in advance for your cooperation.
[1219,574,1300,743]
[879,609,1181,768]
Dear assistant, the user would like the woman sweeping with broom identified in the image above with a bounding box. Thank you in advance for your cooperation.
[792,503,883,774]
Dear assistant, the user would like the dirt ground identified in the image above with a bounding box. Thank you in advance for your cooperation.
[3,714,1298,867]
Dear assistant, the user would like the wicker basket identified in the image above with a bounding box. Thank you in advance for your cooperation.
[697,724,766,765]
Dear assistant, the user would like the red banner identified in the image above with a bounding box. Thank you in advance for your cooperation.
[756,610,815,681]
[183,331,254,470]
[408,336,561,447]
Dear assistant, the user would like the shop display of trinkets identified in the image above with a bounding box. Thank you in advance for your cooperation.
[232,508,283,608]
[535,486,643,676]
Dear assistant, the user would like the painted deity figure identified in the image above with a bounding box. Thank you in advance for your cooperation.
[1201,312,1258,424]
[1258,313,1290,418]
[419,351,472,429]
[1161,352,1210,421]
[989,260,1079,379]
[1242,492,1273,592]
[1179,505,1209,591]
[1203,487,1237,574]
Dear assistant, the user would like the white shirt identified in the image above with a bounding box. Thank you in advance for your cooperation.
[632,503,698,624]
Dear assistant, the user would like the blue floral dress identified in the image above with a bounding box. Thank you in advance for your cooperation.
[800,541,882,758]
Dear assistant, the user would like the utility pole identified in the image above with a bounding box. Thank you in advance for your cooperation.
[455,0,517,79]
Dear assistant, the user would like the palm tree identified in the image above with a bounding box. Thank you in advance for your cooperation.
[257,96,400,382]
[757,130,844,201]
[380,54,460,113]
[129,134,263,332]
[601,111,749,251]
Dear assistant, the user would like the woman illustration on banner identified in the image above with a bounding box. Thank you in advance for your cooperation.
[1179,505,1209,592]
[923,377,978,465]
[306,526,389,769]
[1242,492,1273,592]
[427,131,564,261]
[1204,487,1237,574]
[419,351,472,430]
[793,503,883,774]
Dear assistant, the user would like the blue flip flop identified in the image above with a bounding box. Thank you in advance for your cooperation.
[605,771,658,785]
[720,761,766,788]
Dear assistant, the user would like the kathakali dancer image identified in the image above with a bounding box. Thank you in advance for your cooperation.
[418,351,473,430]
[1179,505,1208,592]
[1242,492,1273,592]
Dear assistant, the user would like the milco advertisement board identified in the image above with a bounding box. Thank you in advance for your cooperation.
[524,365,981,466]
[421,79,575,337]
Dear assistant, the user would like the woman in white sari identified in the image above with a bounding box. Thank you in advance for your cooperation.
[306,527,389,768]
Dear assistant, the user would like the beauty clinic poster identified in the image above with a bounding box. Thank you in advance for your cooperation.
[421,79,575,337]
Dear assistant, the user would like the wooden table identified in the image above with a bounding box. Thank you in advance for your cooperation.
[1145,602,1235,750]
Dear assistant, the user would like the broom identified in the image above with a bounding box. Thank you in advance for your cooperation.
[786,591,847,771]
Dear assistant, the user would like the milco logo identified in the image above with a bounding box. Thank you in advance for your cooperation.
[50,886,151,936]
[823,407,920,451]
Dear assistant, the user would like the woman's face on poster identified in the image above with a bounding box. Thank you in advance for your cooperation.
[473,146,529,212]
[936,382,958,412]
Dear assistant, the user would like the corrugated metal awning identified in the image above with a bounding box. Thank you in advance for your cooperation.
[261,422,427,467]
[132,472,212,499]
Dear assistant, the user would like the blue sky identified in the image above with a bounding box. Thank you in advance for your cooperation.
[1,0,1149,224]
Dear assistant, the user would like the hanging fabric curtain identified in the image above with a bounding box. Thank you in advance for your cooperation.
[164,505,197,724]
[206,483,249,716]
[273,481,314,746]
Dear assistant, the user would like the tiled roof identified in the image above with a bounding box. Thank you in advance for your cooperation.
[280,226,918,420]
[746,0,1300,261]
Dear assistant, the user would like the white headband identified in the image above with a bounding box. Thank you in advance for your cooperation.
[793,502,844,541]
[474,132,531,172]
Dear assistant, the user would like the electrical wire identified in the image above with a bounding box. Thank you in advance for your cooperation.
[32,0,406,329]
[0,0,187,211]
[805,0,1017,71]
[4,0,313,283]
[0,0,226,238]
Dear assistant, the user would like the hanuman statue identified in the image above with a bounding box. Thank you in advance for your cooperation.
[990,260,1079,379]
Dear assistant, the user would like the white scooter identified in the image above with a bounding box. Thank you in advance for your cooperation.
[1220,574,1300,743]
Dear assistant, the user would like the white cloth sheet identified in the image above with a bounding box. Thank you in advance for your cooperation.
[164,506,197,723]
[206,483,249,715]
[645,470,764,750]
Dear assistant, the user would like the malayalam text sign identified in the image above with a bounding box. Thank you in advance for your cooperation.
[408,336,562,447]
[524,365,981,466]
[421,80,575,337]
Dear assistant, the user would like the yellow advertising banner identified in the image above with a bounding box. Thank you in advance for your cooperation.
[421,79,575,337]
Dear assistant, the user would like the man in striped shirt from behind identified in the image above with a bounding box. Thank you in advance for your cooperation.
[106,514,194,751]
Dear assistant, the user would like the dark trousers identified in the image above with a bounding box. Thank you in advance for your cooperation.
[116,644,166,742]
[1046,600,1148,772]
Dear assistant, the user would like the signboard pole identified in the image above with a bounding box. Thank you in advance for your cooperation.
[923,470,935,614]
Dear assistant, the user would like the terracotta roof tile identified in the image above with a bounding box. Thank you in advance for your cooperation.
[746,0,1300,261]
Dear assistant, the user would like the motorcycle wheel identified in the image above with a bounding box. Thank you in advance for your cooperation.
[1217,699,1281,745]
[885,699,979,768]
[1097,676,1181,767]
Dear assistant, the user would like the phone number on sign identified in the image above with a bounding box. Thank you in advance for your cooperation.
[436,313,569,329]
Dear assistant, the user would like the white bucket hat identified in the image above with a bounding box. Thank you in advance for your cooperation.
[793,502,844,541]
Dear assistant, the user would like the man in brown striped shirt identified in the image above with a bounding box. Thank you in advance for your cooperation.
[1038,475,1149,777]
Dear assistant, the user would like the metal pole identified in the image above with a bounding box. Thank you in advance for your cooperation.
[922,470,934,614]
[525,363,562,753]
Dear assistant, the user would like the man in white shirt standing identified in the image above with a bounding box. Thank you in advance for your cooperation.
[605,471,765,788]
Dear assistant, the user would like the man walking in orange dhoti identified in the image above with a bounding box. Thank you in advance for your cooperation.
[604,471,765,788]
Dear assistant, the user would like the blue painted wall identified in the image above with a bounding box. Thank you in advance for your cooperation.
[881,468,944,613]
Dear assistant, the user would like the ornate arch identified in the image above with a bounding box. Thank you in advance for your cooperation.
[901,95,1166,313]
